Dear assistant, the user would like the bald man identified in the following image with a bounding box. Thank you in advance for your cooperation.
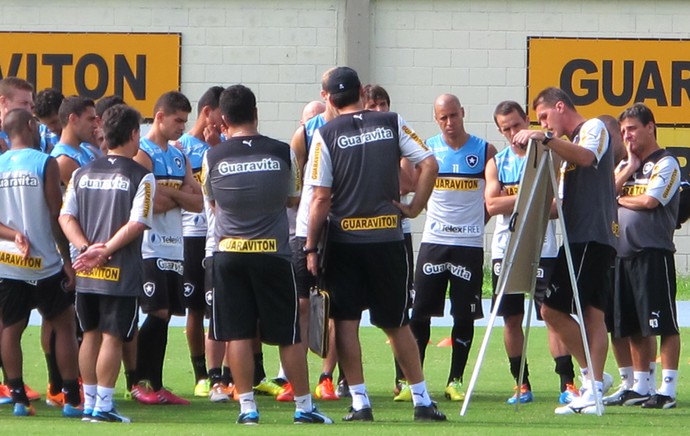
[409,94,496,402]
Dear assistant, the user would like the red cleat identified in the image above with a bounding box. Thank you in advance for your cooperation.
[276,382,294,402]
[156,387,190,405]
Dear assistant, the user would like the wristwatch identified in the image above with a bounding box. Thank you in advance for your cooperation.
[79,244,89,254]
[543,131,554,145]
[302,246,318,254]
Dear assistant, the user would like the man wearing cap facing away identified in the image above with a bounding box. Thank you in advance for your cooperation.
[305,66,446,422]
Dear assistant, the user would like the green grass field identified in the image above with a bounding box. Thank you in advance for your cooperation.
[1,326,689,434]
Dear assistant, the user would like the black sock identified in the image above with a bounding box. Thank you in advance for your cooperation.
[7,377,28,405]
[448,319,474,384]
[319,372,332,384]
[394,359,405,384]
[222,365,233,385]
[63,379,81,406]
[191,354,208,382]
[46,332,63,394]
[136,315,169,391]
[554,355,575,392]
[44,354,63,394]
[409,317,431,366]
[253,352,265,386]
[209,367,222,386]
[509,356,531,389]
[125,370,136,390]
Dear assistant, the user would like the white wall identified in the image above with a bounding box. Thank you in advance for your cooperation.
[3,0,690,270]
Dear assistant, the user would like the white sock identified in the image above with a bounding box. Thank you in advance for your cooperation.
[276,364,287,381]
[348,383,371,410]
[409,381,432,407]
[632,371,649,395]
[94,386,114,413]
[83,384,97,411]
[294,393,312,412]
[619,366,634,390]
[238,392,257,414]
[658,369,678,398]
[649,362,657,394]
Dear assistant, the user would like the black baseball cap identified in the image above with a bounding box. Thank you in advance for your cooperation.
[324,67,361,94]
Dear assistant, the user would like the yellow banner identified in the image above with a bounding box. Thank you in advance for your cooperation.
[0,32,180,118]
[528,38,690,126]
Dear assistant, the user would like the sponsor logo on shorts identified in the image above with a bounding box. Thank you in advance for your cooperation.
[24,280,37,286]
[76,266,121,282]
[493,262,501,276]
[430,220,481,235]
[218,238,277,253]
[205,290,213,306]
[183,283,194,297]
[0,251,42,269]
[143,281,155,297]
[341,215,398,231]
[422,262,472,280]
[218,158,281,175]
[434,177,479,191]
[156,259,184,275]
[337,127,394,149]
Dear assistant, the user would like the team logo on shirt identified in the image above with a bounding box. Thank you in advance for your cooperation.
[205,290,213,306]
[466,154,479,168]
[0,251,42,269]
[174,157,183,169]
[143,282,156,297]
[183,283,195,297]
[643,162,654,174]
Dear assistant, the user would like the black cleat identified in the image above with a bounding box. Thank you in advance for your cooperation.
[343,406,374,421]
[414,402,447,422]
[641,394,677,409]
[620,390,650,406]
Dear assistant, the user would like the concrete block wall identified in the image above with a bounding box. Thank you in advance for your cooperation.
[3,0,690,271]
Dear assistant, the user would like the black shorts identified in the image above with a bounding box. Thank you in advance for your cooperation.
[324,240,410,329]
[183,237,207,311]
[613,249,679,338]
[544,242,615,315]
[76,292,139,341]
[211,252,299,345]
[290,237,315,299]
[490,258,555,321]
[140,258,185,316]
[0,271,73,326]
[412,243,484,320]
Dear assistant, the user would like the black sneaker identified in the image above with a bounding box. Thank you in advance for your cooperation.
[237,410,260,425]
[343,406,374,421]
[620,390,650,406]
[641,394,677,409]
[414,402,447,422]
[336,380,350,398]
